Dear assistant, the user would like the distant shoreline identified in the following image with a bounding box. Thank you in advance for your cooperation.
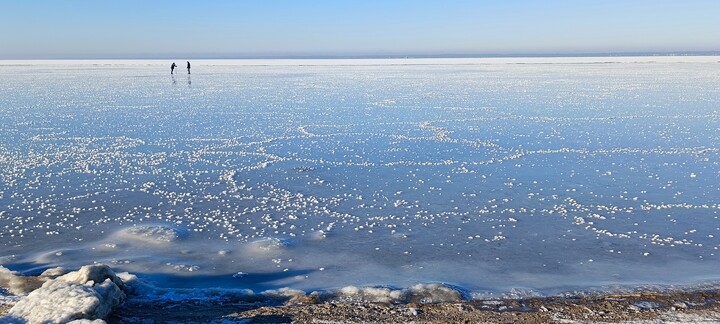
[1,51,719,61]
[1,55,718,66]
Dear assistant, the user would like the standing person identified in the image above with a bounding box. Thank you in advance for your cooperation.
[187,61,191,74]
[171,62,177,74]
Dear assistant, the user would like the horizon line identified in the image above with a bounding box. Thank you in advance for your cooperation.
[2,50,720,61]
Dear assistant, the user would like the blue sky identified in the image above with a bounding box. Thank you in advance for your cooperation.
[1,0,718,59]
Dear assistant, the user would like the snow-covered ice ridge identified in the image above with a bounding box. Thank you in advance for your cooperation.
[0,57,719,298]
[0,263,466,322]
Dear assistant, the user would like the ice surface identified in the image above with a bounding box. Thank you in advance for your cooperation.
[0,57,719,299]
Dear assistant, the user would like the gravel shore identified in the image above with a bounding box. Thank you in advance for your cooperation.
[100,290,720,323]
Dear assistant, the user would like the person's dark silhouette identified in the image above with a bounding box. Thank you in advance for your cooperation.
[171,62,177,74]
[187,61,191,74]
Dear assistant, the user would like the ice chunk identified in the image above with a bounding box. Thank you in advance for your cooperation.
[405,283,463,303]
[337,286,404,303]
[117,225,187,244]
[332,284,461,303]
[53,264,126,290]
[4,265,127,323]
[41,267,69,278]
[245,238,289,257]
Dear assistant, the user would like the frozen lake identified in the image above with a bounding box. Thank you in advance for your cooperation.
[1,57,719,298]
